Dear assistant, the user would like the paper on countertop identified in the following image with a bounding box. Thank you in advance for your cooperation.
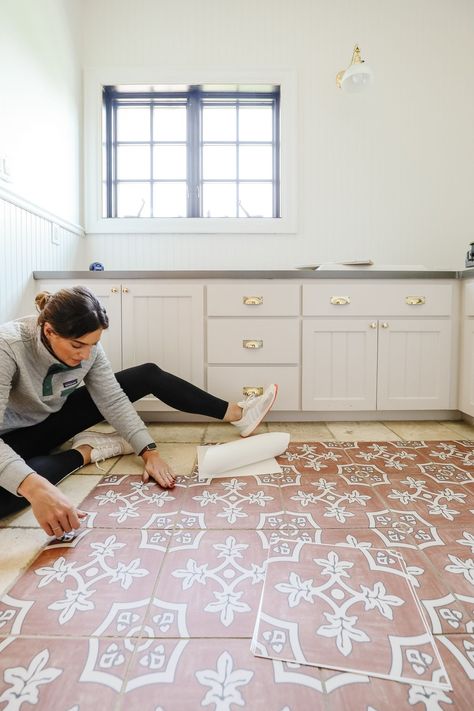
[197,432,290,481]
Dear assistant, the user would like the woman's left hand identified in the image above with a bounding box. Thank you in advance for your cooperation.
[141,450,176,488]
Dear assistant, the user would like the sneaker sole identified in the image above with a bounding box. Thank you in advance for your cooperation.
[240,384,279,438]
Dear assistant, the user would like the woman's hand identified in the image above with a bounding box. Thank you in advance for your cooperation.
[17,472,87,537]
[141,450,176,488]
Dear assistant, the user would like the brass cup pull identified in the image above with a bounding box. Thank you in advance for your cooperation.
[243,296,263,305]
[243,339,263,349]
[330,296,351,305]
[243,386,264,397]
[405,296,426,305]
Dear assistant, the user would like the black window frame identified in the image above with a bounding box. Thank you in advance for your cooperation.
[103,85,280,219]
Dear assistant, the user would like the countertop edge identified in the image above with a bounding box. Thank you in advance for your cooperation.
[33,270,461,280]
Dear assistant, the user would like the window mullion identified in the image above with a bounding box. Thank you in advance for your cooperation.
[188,90,200,217]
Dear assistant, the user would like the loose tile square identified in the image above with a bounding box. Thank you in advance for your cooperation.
[252,539,450,688]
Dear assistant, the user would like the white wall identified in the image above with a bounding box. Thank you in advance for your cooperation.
[0,0,84,321]
[0,0,82,224]
[81,0,474,271]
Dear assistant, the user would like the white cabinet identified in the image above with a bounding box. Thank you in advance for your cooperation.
[302,281,456,411]
[459,280,474,416]
[207,282,300,410]
[36,279,204,412]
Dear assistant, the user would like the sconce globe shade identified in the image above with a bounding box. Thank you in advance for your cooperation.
[341,62,373,93]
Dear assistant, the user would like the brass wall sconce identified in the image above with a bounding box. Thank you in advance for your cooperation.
[336,45,373,92]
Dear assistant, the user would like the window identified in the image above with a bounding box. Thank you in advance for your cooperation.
[103,85,280,220]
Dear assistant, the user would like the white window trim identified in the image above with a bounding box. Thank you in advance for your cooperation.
[84,67,297,234]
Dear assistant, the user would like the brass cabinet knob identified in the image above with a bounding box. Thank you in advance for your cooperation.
[111,287,118,294]
[243,339,263,349]
[243,386,264,397]
[122,287,129,294]
[369,321,377,329]
[381,322,389,328]
[243,296,263,305]
[330,296,351,305]
[405,296,426,305]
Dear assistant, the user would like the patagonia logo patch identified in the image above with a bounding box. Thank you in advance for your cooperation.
[63,379,78,389]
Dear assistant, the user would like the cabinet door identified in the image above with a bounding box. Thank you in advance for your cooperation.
[377,319,452,410]
[121,283,204,409]
[36,279,122,372]
[302,320,377,410]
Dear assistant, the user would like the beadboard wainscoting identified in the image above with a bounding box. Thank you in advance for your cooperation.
[0,194,84,323]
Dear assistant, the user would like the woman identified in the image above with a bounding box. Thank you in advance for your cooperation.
[0,286,277,538]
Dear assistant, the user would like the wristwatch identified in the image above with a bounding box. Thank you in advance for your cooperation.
[140,443,158,456]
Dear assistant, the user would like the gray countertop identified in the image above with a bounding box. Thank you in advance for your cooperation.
[33,269,462,280]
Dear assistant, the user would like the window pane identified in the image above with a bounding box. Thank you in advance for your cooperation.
[239,183,273,217]
[239,106,273,141]
[239,145,273,180]
[202,183,237,217]
[202,106,236,141]
[116,183,151,217]
[116,145,151,179]
[116,107,150,141]
[153,106,186,141]
[202,145,236,179]
[153,182,187,217]
[153,145,187,179]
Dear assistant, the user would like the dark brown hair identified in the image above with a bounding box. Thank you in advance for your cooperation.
[35,286,109,338]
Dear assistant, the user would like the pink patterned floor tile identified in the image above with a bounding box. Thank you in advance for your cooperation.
[374,475,474,528]
[176,475,283,529]
[0,636,129,708]
[148,529,269,637]
[418,528,474,602]
[252,539,450,688]
[79,474,187,529]
[0,529,167,638]
[346,440,432,472]
[120,638,325,711]
[280,475,386,529]
[421,441,474,474]
[322,633,474,711]
[317,528,473,635]
[277,442,354,475]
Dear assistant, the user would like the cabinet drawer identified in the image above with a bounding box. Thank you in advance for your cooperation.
[303,282,453,317]
[207,283,300,316]
[208,319,299,363]
[207,366,300,410]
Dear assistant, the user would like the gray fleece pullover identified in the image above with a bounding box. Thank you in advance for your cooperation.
[0,315,155,495]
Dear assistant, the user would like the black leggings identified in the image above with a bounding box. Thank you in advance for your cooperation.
[0,363,228,517]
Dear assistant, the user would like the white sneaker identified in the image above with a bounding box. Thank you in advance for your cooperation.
[72,430,133,464]
[231,384,278,437]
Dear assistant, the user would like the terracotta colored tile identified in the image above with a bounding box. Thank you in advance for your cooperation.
[176,475,283,529]
[280,476,386,529]
[277,442,354,475]
[317,529,473,635]
[420,528,474,600]
[79,474,187,529]
[148,529,269,637]
[0,528,166,637]
[121,638,325,710]
[253,540,448,687]
[322,633,474,710]
[0,636,128,707]
[346,441,431,472]
[374,474,474,528]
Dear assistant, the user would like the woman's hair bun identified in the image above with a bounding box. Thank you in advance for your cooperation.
[35,291,52,312]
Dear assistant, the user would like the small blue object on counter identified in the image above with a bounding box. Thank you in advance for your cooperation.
[89,262,104,271]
